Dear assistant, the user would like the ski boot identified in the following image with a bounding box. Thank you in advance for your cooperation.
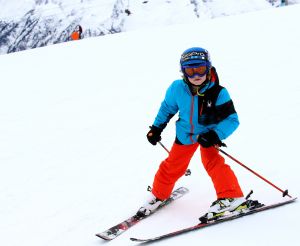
[199,191,264,223]
[136,193,164,217]
[199,197,247,223]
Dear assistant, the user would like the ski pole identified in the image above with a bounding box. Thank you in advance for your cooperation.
[157,140,191,176]
[215,146,292,198]
[149,125,191,176]
[158,141,170,154]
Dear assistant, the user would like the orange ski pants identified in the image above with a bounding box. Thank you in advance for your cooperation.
[152,142,244,200]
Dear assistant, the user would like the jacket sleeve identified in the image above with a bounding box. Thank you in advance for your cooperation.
[153,82,179,130]
[213,88,239,140]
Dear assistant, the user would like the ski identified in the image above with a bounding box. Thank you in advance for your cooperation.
[96,186,189,240]
[130,197,297,243]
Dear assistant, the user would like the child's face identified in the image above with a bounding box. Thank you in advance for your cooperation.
[188,74,207,86]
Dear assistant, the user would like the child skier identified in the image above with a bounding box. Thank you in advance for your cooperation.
[138,47,247,220]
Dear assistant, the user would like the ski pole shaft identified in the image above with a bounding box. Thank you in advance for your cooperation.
[157,139,191,176]
[158,141,170,154]
[216,146,292,198]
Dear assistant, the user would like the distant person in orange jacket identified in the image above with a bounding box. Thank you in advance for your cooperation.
[70,25,83,40]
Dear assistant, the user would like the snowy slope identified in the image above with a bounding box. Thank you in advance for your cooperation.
[0,0,279,54]
[0,0,125,54]
[123,0,272,31]
[0,4,300,246]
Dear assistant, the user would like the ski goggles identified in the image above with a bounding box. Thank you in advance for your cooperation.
[183,65,207,78]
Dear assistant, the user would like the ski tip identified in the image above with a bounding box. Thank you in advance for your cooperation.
[283,196,297,203]
[130,237,146,242]
[95,233,113,240]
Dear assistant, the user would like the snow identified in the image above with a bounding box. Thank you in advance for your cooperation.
[0,0,117,26]
[0,0,271,21]
[1,0,299,54]
[123,0,273,31]
[0,0,112,20]
[0,3,300,246]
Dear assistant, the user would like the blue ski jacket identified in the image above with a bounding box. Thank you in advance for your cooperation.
[153,78,239,145]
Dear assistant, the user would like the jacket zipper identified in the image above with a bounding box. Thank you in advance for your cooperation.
[189,95,195,143]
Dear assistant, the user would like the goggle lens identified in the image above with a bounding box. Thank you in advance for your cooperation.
[184,65,207,77]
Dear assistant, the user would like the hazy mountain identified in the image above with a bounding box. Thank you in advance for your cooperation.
[0,0,297,55]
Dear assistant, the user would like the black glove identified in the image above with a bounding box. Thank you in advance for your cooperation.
[197,130,223,148]
[147,126,162,145]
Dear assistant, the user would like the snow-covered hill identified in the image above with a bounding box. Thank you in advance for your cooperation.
[1,0,297,55]
[0,3,299,246]
[0,0,125,54]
